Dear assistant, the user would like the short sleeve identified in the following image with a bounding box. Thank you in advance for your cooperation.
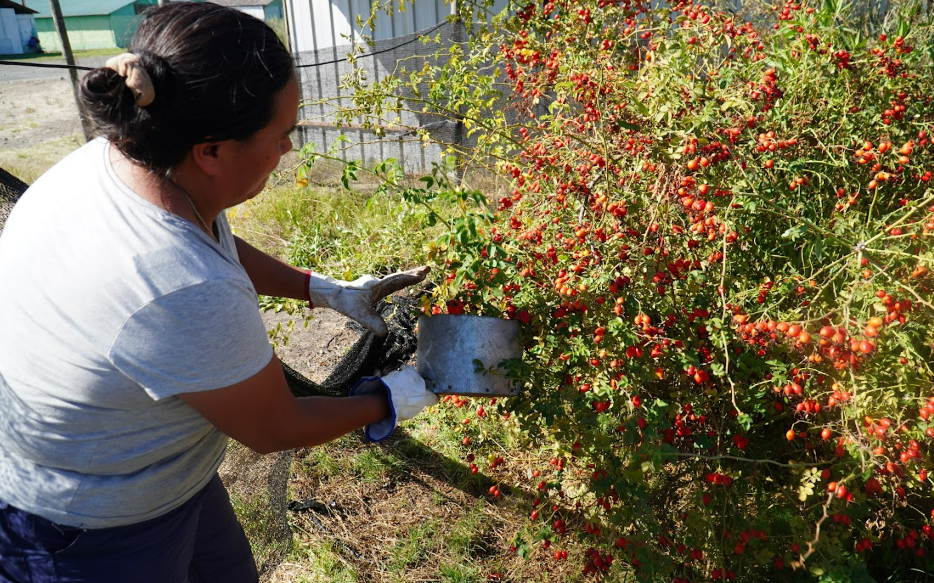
[109,279,274,400]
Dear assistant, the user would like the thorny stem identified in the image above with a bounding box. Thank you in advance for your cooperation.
[718,194,744,418]
[861,252,934,313]
[790,492,835,570]
[861,188,934,248]
[660,451,832,469]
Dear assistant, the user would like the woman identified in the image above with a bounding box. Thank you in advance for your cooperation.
[0,3,436,582]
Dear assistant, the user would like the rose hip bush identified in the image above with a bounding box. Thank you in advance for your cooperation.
[345,0,934,580]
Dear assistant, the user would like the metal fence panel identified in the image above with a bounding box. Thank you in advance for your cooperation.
[294,19,465,173]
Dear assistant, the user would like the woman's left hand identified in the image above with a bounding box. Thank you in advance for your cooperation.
[349,365,438,442]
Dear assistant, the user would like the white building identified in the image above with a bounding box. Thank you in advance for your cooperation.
[286,0,455,53]
[212,0,284,22]
[283,0,507,173]
[0,0,38,55]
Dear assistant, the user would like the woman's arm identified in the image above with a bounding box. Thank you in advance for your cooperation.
[234,236,307,301]
[179,353,391,453]
[235,235,430,336]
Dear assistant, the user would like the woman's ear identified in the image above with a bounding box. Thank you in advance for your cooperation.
[190,142,223,177]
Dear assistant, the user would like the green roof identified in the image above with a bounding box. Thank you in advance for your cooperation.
[23,0,150,18]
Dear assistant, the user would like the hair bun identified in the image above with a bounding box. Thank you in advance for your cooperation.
[79,65,150,148]
[81,67,128,103]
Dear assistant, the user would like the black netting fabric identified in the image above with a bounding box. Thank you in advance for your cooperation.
[282,295,421,397]
[0,166,27,233]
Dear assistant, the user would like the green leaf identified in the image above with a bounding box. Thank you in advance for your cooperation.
[615,120,640,131]
[782,224,807,240]
[720,99,742,111]
[811,238,824,262]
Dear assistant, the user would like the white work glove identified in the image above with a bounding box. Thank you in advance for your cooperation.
[348,364,439,442]
[305,266,430,336]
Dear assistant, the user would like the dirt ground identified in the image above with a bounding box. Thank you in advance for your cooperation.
[0,76,87,183]
[262,308,364,382]
[0,77,82,147]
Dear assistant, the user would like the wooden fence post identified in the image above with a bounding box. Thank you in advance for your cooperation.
[47,0,93,142]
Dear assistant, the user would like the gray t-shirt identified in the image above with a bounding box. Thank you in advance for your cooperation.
[0,138,274,528]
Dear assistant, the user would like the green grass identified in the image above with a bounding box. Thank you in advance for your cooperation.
[446,501,494,558]
[229,178,441,280]
[294,435,355,477]
[287,540,360,583]
[438,563,482,583]
[351,448,408,483]
[0,134,84,185]
[229,161,447,318]
[388,521,440,571]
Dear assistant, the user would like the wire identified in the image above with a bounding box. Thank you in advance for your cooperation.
[0,21,450,73]
[296,21,447,68]
[0,60,92,70]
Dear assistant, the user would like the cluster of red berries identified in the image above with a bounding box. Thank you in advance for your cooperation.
[749,68,783,112]
[833,49,852,69]
[581,547,614,574]
[755,130,797,153]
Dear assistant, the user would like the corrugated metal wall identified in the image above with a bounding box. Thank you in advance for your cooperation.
[288,0,493,173]
[292,20,463,173]
[288,0,452,53]
[0,9,22,54]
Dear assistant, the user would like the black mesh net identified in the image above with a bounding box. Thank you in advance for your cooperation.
[0,166,27,233]
[282,295,421,397]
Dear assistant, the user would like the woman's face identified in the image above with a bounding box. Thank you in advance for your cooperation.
[219,74,300,205]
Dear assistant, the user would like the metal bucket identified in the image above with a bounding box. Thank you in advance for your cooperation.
[416,314,521,396]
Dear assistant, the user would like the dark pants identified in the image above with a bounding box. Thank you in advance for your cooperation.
[0,474,258,583]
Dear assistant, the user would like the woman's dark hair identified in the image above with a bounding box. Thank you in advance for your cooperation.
[79,2,294,172]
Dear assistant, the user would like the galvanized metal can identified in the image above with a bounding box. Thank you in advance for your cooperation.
[416,314,521,396]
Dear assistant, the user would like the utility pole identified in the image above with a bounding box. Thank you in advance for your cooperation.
[48,0,93,142]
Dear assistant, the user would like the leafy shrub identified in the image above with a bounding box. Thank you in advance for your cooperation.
[345,0,934,580]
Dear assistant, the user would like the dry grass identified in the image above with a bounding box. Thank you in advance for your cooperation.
[266,423,596,583]
[0,134,85,185]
